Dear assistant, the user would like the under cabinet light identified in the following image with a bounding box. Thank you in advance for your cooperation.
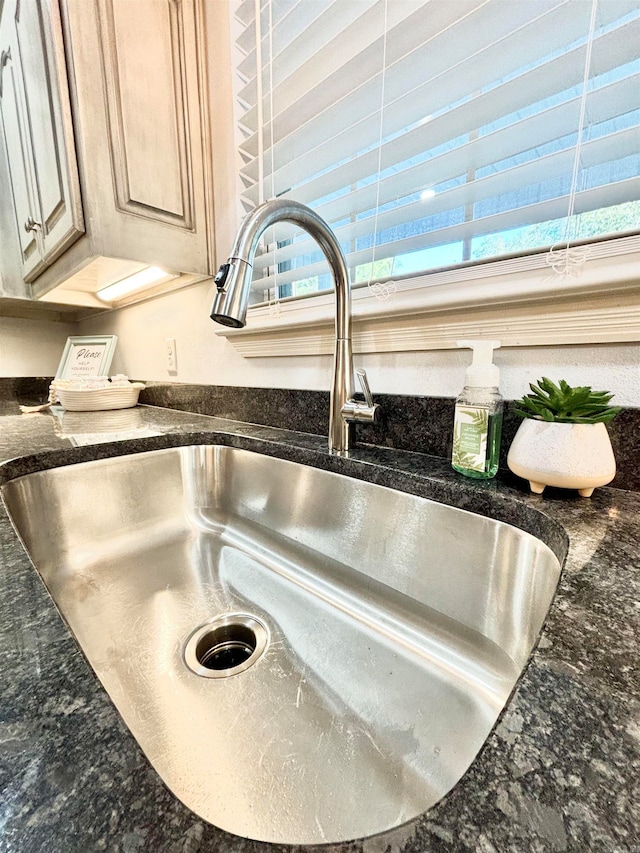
[97,266,178,302]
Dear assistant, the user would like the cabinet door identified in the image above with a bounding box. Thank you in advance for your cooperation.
[99,0,193,227]
[92,0,210,271]
[0,0,83,282]
[0,4,40,276]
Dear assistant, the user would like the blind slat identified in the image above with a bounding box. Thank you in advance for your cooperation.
[237,0,381,106]
[241,73,639,217]
[240,0,587,148]
[240,13,639,180]
[250,178,640,293]
[251,126,640,273]
[230,0,640,301]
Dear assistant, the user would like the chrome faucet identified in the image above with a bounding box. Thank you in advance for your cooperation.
[210,199,379,453]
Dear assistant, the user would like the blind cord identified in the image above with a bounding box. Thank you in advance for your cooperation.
[547,0,598,278]
[254,0,264,207]
[266,0,281,315]
[367,0,396,303]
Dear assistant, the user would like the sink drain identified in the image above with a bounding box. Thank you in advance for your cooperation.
[184,613,269,679]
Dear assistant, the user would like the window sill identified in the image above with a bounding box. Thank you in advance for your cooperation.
[214,237,640,357]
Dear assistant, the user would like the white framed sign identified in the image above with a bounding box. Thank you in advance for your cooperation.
[55,336,118,380]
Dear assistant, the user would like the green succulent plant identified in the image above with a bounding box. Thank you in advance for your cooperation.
[514,377,621,424]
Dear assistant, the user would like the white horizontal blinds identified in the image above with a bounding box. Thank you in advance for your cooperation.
[232,0,640,303]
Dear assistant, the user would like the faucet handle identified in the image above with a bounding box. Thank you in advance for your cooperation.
[341,368,380,425]
[355,368,374,408]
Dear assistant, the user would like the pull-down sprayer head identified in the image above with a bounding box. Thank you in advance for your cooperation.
[210,258,253,328]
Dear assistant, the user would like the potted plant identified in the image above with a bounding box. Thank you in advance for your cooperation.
[507,378,621,497]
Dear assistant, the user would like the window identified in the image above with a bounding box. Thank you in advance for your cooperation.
[220,0,640,354]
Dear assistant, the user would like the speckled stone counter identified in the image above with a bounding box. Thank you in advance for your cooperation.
[138,382,640,491]
[0,405,638,853]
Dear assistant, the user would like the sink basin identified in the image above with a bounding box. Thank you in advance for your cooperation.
[2,445,562,844]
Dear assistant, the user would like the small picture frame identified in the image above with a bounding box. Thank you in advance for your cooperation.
[55,335,118,380]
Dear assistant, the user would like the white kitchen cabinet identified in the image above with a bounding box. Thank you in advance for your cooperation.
[0,0,84,283]
[0,0,213,307]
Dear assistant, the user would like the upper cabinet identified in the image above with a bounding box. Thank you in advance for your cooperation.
[0,0,84,283]
[98,0,201,236]
[0,0,213,307]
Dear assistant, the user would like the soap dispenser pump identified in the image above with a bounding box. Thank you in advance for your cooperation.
[452,340,503,479]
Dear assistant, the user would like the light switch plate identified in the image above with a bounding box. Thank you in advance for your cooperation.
[166,337,177,373]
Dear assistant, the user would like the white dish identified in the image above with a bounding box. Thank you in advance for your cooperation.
[57,383,145,412]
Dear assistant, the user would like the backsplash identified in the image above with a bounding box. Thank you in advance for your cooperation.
[138,382,639,492]
[3,378,638,491]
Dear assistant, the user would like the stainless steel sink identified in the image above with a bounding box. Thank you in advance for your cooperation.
[2,445,562,845]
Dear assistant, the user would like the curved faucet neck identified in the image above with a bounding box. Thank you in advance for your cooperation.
[229,199,351,341]
[212,198,374,453]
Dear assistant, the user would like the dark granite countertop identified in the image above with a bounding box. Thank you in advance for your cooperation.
[0,404,638,853]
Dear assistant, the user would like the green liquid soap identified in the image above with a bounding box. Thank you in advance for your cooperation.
[451,340,504,480]
[452,402,503,479]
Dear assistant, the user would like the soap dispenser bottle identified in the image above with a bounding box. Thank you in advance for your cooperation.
[452,340,503,479]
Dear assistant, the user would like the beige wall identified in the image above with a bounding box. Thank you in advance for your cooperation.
[77,279,640,406]
[0,316,76,376]
[2,281,637,406]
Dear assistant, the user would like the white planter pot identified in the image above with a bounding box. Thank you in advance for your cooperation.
[507,420,616,497]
